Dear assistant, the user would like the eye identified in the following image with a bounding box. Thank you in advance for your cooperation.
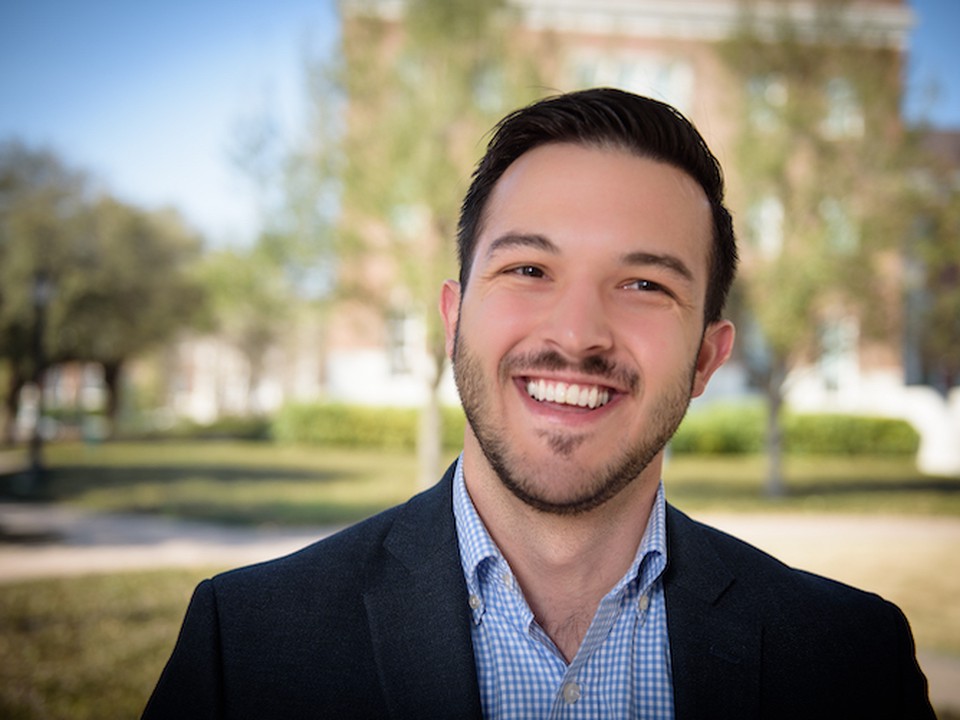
[506,265,546,279]
[623,279,667,293]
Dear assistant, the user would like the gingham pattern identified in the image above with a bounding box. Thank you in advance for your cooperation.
[453,458,674,719]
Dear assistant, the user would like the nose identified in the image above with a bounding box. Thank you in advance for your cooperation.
[540,281,614,358]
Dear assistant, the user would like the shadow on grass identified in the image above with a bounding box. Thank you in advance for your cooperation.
[668,472,960,514]
[0,464,354,502]
[789,477,960,496]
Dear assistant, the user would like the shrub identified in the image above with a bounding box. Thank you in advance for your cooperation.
[273,403,467,451]
[672,403,919,456]
[169,416,273,441]
[672,402,766,454]
[783,413,920,455]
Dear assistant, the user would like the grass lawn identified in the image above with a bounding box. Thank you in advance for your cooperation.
[2,440,955,523]
[1,440,959,718]
[0,568,219,720]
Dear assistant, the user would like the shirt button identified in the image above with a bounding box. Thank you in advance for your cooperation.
[638,593,650,612]
[468,594,482,610]
[561,681,581,705]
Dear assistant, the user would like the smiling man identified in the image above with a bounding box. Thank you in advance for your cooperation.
[144,89,934,720]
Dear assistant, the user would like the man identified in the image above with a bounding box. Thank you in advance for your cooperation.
[144,88,934,719]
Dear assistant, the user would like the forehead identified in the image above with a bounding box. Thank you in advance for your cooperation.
[478,142,713,277]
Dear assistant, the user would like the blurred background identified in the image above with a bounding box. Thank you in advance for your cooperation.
[1,0,959,718]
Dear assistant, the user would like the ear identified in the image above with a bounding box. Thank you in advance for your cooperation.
[691,319,735,398]
[440,279,462,360]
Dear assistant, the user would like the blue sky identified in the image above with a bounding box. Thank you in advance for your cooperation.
[1,0,957,245]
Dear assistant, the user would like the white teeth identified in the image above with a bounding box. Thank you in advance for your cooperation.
[525,379,611,409]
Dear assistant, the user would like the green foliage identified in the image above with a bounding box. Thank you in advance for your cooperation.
[164,416,273,442]
[673,403,919,456]
[0,141,207,429]
[905,134,960,391]
[673,402,767,454]
[272,402,466,451]
[783,413,920,456]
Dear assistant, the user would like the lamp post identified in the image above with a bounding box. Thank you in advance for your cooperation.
[26,270,53,495]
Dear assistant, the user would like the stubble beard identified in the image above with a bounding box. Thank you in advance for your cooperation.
[452,326,696,517]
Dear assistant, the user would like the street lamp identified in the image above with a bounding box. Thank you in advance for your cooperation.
[26,270,53,494]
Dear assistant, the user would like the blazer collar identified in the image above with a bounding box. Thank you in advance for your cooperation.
[664,505,763,720]
[362,464,483,719]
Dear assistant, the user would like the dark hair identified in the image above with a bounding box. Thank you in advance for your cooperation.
[456,87,738,324]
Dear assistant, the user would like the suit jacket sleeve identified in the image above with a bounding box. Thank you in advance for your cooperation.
[143,580,224,719]
[141,466,481,720]
[664,505,936,720]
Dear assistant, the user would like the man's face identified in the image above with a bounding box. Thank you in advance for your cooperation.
[442,142,734,516]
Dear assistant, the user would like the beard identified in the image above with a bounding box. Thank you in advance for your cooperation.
[452,326,696,517]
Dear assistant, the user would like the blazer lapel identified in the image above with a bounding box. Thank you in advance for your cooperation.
[664,505,762,720]
[362,466,483,719]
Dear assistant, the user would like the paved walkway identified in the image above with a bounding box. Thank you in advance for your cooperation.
[1,501,958,714]
[0,502,339,581]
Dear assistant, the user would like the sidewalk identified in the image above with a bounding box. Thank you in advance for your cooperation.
[1,500,958,715]
[0,501,338,582]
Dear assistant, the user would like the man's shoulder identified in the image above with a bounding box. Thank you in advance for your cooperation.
[666,504,892,614]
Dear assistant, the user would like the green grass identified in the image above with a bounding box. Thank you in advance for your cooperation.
[1,441,959,718]
[663,453,960,515]
[0,568,218,720]
[2,441,956,524]
[4,442,460,526]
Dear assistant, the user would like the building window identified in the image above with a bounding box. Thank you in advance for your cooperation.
[569,51,694,115]
[822,77,864,138]
[746,75,787,132]
[820,197,859,253]
[386,309,414,375]
[747,195,784,259]
[819,316,859,392]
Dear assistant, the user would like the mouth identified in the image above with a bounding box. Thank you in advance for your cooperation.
[524,378,612,409]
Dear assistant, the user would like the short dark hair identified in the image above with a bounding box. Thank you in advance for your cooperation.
[456,87,738,324]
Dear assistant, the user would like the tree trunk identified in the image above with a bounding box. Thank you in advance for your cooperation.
[2,366,25,447]
[416,336,447,490]
[101,360,124,439]
[764,358,787,498]
[417,384,442,490]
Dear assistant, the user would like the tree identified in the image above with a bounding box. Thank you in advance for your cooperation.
[54,198,206,430]
[302,0,547,486]
[904,131,960,396]
[719,0,913,495]
[0,140,89,443]
[0,140,206,439]
[196,239,295,415]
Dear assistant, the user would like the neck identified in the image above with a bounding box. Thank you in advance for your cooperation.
[462,448,661,662]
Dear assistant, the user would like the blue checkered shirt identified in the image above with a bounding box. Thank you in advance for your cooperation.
[453,458,675,719]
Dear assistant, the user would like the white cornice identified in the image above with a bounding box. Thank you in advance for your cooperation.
[341,0,915,50]
[515,0,914,49]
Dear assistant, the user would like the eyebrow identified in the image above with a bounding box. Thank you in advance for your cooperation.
[621,251,695,283]
[485,233,559,260]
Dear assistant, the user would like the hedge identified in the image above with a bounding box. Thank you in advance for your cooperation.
[672,403,920,456]
[272,401,918,456]
[272,402,467,450]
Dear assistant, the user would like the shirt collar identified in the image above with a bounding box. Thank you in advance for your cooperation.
[452,455,500,599]
[452,455,669,606]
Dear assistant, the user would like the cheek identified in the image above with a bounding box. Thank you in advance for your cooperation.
[625,316,702,373]
[465,294,539,351]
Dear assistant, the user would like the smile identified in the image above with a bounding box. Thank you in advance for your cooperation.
[524,379,612,409]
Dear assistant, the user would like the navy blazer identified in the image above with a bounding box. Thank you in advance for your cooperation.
[143,464,934,719]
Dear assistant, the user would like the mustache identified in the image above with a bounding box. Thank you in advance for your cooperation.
[502,349,640,394]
